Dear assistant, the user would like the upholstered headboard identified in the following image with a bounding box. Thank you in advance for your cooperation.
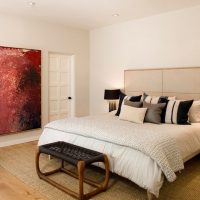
[124,67,200,100]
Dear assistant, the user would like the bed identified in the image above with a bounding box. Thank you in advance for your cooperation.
[38,67,200,199]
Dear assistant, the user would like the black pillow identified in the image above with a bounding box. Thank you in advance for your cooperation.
[163,100,193,124]
[115,93,142,116]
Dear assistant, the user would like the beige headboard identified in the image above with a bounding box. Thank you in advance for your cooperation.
[124,67,200,100]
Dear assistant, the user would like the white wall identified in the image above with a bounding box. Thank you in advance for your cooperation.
[90,5,200,114]
[0,14,89,146]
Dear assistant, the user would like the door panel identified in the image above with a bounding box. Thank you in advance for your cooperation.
[49,72,59,85]
[48,53,72,122]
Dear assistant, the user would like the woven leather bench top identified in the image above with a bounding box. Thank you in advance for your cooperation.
[39,141,105,165]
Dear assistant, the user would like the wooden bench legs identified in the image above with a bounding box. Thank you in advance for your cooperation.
[36,149,110,200]
[147,191,155,200]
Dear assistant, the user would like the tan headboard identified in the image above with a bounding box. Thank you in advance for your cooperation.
[124,67,200,100]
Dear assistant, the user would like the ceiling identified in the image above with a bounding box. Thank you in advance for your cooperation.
[0,0,200,30]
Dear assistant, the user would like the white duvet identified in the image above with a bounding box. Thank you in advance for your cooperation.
[38,113,200,197]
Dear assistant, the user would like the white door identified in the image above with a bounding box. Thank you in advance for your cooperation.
[48,53,74,122]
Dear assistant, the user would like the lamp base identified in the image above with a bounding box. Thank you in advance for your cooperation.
[109,101,116,112]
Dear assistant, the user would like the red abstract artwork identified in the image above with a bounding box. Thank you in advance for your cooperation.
[0,46,41,135]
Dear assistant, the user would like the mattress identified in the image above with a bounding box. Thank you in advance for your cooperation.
[38,112,200,197]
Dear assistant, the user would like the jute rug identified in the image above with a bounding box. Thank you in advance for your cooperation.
[0,141,200,200]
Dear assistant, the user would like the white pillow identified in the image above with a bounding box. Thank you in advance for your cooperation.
[189,101,200,123]
[119,104,147,124]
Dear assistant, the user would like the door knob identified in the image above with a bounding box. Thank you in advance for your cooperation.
[68,97,72,100]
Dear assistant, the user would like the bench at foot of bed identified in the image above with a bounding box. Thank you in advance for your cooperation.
[147,191,156,200]
[35,141,110,200]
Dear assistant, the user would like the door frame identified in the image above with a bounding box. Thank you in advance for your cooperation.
[48,52,76,121]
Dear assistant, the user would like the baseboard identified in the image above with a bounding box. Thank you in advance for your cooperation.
[0,130,42,147]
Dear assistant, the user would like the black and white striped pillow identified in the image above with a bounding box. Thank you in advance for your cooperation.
[164,100,193,124]
[143,93,175,104]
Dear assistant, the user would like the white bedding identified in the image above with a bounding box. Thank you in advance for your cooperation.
[38,113,200,197]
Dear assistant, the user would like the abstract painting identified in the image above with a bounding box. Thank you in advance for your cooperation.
[0,46,41,135]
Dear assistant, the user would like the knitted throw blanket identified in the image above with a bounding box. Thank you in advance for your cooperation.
[45,115,184,182]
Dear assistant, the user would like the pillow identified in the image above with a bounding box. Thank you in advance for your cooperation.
[189,101,200,123]
[164,100,193,124]
[143,93,176,123]
[143,93,175,104]
[124,99,142,108]
[115,92,142,116]
[143,102,166,124]
[119,104,147,124]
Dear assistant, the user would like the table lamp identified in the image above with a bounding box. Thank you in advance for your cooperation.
[104,89,120,112]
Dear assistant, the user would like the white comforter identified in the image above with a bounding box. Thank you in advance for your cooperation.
[38,113,200,197]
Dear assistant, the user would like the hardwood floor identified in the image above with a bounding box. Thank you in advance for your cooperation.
[0,166,47,200]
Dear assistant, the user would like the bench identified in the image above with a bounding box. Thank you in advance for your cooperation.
[36,141,110,200]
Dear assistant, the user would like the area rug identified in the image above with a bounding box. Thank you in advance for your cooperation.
[0,141,200,200]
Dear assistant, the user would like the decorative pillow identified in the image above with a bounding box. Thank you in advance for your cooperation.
[143,102,166,124]
[124,99,143,108]
[115,92,126,116]
[143,93,175,104]
[164,100,193,124]
[115,92,142,116]
[189,101,200,123]
[119,105,147,124]
[143,93,176,123]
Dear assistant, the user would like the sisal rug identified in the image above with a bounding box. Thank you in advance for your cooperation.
[0,141,200,200]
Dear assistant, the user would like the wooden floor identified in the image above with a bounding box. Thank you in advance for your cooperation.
[0,166,47,200]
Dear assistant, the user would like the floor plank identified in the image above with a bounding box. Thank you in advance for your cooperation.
[0,166,47,200]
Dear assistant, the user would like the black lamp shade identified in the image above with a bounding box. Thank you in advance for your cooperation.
[104,89,120,100]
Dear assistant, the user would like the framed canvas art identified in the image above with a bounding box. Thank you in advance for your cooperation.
[0,46,41,135]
